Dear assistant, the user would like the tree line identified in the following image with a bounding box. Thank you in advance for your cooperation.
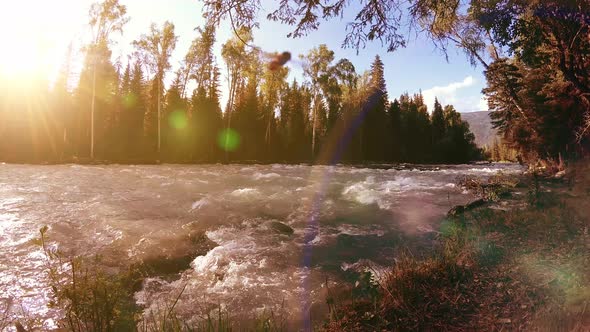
[484,138,519,163]
[203,0,590,170]
[0,0,481,164]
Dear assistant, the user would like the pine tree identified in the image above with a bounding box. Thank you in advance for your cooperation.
[370,55,387,102]
[279,80,306,161]
[310,95,328,159]
[120,62,131,98]
[206,65,224,161]
[190,65,223,163]
[260,64,289,160]
[232,75,263,161]
[133,21,178,155]
[413,92,432,162]
[190,86,209,161]
[361,55,388,161]
[124,61,147,159]
[431,97,446,156]
[162,72,189,161]
[74,40,119,159]
[52,43,75,160]
[441,105,479,163]
[387,99,402,161]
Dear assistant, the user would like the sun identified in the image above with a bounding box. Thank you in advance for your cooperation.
[0,23,59,84]
[0,1,80,84]
[0,40,44,79]
[0,30,48,85]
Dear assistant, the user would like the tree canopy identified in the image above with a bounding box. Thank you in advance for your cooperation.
[202,0,590,167]
[0,0,485,165]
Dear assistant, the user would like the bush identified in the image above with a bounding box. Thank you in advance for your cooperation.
[36,226,139,331]
[323,251,475,331]
[458,172,518,201]
[35,226,289,331]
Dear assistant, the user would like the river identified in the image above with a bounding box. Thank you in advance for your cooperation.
[0,163,523,328]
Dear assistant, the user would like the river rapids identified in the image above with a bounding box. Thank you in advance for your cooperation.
[0,163,523,328]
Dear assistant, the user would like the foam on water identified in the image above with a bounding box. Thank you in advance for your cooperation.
[341,174,454,209]
[253,172,281,180]
[337,224,386,237]
[190,198,210,211]
[342,181,380,205]
[230,188,260,197]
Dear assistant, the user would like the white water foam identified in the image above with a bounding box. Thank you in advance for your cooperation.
[190,198,210,211]
[230,188,260,197]
[253,172,281,180]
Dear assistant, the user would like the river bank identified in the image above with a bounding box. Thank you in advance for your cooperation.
[325,165,590,331]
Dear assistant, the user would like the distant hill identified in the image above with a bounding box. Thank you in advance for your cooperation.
[460,111,498,148]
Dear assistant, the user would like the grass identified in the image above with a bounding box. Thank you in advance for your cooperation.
[322,220,480,331]
[36,225,139,332]
[323,172,590,331]
[1,297,46,332]
[138,300,287,332]
[15,226,289,331]
[0,298,12,331]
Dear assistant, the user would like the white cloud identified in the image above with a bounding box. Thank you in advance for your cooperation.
[422,76,486,113]
[477,95,488,112]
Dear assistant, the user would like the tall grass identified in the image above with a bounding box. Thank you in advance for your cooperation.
[323,219,480,331]
[36,225,139,331]
[457,172,518,202]
[0,298,12,331]
[34,226,289,331]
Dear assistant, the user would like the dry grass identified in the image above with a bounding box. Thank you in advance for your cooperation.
[30,226,289,332]
[323,224,480,331]
[324,171,590,331]
[457,172,519,202]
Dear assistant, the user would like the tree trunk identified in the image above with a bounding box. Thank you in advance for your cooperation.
[90,60,97,160]
[157,78,161,156]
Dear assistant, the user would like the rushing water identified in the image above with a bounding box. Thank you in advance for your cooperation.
[0,163,523,327]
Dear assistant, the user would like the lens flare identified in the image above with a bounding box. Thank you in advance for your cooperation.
[217,128,240,151]
[169,110,188,129]
[122,93,137,109]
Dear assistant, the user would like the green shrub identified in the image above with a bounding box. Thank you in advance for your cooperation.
[36,226,289,332]
[36,226,139,331]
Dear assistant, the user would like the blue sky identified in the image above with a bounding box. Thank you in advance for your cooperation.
[1,0,488,113]
[241,1,488,113]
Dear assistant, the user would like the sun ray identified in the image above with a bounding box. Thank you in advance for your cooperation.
[0,1,78,86]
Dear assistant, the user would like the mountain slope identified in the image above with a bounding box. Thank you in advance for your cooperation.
[460,111,498,148]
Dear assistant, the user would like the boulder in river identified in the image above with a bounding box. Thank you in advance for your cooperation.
[136,230,217,277]
[267,221,294,235]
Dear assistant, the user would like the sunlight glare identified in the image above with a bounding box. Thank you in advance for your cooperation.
[0,40,43,78]
[0,1,86,83]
